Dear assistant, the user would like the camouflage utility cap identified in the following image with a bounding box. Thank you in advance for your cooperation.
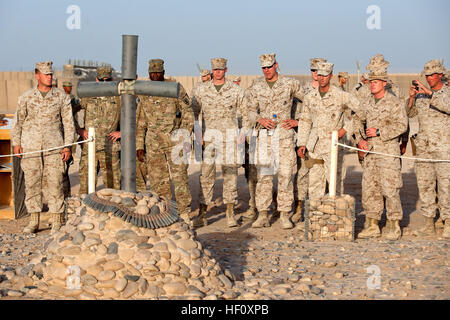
[310,58,327,70]
[317,62,334,76]
[35,61,53,74]
[233,76,241,82]
[63,81,72,87]
[338,72,349,79]
[369,66,389,81]
[259,53,276,68]
[200,69,210,77]
[149,59,164,73]
[97,66,112,79]
[367,54,389,71]
[211,58,227,70]
[421,59,446,76]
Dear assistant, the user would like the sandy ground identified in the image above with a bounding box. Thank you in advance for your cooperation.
[1,136,449,300]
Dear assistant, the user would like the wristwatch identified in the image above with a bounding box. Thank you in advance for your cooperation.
[376,129,380,137]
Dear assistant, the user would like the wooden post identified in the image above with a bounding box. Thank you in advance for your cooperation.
[329,130,339,198]
[88,127,95,194]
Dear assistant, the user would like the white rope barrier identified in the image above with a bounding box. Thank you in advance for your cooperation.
[336,142,450,163]
[0,137,94,158]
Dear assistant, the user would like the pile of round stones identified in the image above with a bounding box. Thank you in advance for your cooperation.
[24,189,233,299]
[305,195,355,241]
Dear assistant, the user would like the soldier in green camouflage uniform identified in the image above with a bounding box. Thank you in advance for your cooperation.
[338,72,349,92]
[136,59,194,224]
[76,66,121,194]
[12,61,74,234]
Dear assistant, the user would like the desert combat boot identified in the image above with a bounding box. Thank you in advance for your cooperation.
[251,210,270,228]
[358,217,381,239]
[415,216,436,236]
[179,212,193,228]
[435,217,444,229]
[443,220,450,239]
[193,203,208,228]
[384,219,401,240]
[240,206,257,221]
[226,203,238,228]
[291,200,303,223]
[51,212,64,234]
[241,180,257,221]
[280,211,294,229]
[23,212,40,234]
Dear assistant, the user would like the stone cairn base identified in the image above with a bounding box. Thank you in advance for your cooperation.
[305,194,355,241]
[26,189,233,300]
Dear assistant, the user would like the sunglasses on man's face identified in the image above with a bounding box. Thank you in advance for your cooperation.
[99,78,112,82]
[310,69,317,72]
[262,64,275,70]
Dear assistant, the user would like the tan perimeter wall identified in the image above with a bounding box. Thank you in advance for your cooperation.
[0,71,424,114]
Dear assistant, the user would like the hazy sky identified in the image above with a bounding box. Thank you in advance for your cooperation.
[1,0,448,76]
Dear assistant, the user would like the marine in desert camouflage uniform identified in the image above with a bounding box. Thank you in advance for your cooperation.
[366,55,410,156]
[191,58,245,228]
[290,58,326,226]
[200,69,212,83]
[12,61,75,234]
[338,72,349,92]
[356,63,408,241]
[136,59,194,224]
[77,66,121,194]
[243,53,303,229]
[407,60,450,239]
[297,62,361,202]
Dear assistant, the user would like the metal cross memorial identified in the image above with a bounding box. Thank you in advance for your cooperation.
[77,35,180,193]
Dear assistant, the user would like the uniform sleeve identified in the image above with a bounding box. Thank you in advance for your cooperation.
[293,83,307,120]
[293,99,302,120]
[178,86,194,133]
[61,93,76,146]
[292,79,305,102]
[341,91,363,136]
[242,87,259,131]
[430,88,450,114]
[79,97,91,129]
[236,87,246,130]
[379,98,408,142]
[11,94,27,146]
[352,113,367,143]
[342,91,362,117]
[191,87,202,121]
[71,97,84,132]
[297,96,312,147]
[135,99,146,151]
[79,97,88,110]
[351,95,368,142]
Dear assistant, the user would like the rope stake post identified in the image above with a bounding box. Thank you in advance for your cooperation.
[88,127,96,194]
[329,130,339,198]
